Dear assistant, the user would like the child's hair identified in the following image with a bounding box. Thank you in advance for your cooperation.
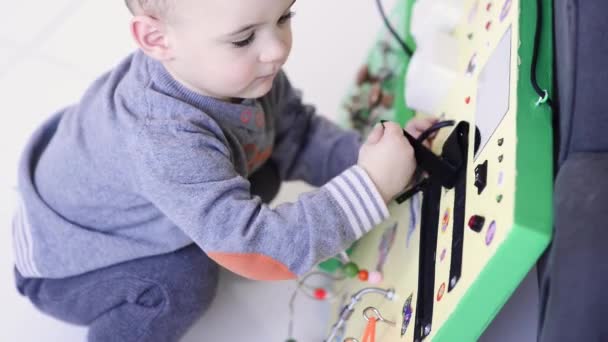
[125,0,175,19]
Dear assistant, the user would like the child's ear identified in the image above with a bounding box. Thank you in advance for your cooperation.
[130,15,173,61]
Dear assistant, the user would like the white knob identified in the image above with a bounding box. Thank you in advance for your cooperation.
[410,0,465,46]
[405,32,460,115]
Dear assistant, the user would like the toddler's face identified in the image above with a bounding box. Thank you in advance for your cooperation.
[164,0,295,100]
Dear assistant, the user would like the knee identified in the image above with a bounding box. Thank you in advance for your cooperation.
[165,249,220,316]
[178,262,220,316]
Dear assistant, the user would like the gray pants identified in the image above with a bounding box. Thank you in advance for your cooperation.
[14,161,281,342]
[15,244,218,342]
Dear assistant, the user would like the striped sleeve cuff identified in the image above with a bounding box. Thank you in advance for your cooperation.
[12,196,41,278]
[324,165,390,238]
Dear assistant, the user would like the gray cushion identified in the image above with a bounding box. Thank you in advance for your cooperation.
[555,0,608,164]
[539,153,608,341]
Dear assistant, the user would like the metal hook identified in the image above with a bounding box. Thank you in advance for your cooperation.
[363,306,396,326]
[324,288,395,342]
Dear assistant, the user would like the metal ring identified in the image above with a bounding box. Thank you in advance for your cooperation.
[536,89,549,106]
[363,306,396,326]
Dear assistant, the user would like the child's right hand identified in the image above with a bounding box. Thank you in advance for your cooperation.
[358,121,416,203]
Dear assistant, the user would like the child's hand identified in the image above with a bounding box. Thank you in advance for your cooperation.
[405,116,439,148]
[358,121,416,203]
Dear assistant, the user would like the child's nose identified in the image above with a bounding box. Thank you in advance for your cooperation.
[259,37,289,64]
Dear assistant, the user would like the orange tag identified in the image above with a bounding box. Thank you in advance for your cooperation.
[362,317,377,342]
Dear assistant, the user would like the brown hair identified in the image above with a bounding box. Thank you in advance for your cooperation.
[125,0,175,19]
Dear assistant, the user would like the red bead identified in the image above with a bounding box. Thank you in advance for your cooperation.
[468,215,486,233]
[314,288,327,300]
[358,270,369,281]
[468,216,476,228]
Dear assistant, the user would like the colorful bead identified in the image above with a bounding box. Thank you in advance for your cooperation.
[313,288,327,300]
[368,271,383,284]
[342,262,359,278]
[358,270,369,281]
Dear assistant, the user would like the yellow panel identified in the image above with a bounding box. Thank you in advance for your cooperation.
[329,0,524,341]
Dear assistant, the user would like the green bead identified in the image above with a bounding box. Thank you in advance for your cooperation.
[318,258,341,273]
[496,194,503,203]
[343,262,359,278]
[286,339,297,342]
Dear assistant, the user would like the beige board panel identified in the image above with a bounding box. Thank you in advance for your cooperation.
[330,0,520,340]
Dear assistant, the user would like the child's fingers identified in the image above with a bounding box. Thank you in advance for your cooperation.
[406,116,439,138]
[366,123,384,144]
[409,116,438,131]
[382,121,403,136]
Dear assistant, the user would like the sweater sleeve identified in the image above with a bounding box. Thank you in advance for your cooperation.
[133,119,389,280]
[266,71,363,187]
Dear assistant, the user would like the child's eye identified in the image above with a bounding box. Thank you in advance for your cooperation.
[278,11,295,24]
[232,32,256,48]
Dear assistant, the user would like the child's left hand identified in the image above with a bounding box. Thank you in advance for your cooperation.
[405,116,439,148]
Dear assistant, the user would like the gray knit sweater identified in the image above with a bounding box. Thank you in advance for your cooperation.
[13,51,389,280]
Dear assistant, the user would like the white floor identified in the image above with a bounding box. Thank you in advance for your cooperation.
[0,1,538,341]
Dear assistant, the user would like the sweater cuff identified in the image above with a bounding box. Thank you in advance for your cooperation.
[324,165,390,238]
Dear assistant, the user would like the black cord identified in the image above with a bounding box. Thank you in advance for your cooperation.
[389,120,456,204]
[380,119,455,143]
[531,0,554,110]
[396,178,429,203]
[417,120,456,143]
[531,0,560,175]
[375,0,413,57]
